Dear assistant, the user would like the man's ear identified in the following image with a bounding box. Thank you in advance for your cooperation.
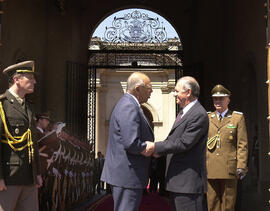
[187,89,191,97]
[13,75,19,84]
[135,85,140,92]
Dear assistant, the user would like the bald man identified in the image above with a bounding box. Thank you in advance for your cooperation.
[101,72,154,211]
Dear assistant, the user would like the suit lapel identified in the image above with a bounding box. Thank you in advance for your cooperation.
[210,112,220,128]
[125,93,154,137]
[139,108,154,136]
[5,90,28,120]
[171,101,200,131]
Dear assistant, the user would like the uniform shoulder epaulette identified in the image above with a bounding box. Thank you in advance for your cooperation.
[233,111,243,115]
[0,93,7,100]
[208,111,216,118]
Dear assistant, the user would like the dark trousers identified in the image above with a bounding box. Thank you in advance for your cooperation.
[111,185,143,211]
[149,175,158,193]
[171,192,204,211]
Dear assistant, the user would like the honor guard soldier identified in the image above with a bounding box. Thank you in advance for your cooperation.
[35,112,51,143]
[34,112,51,175]
[206,84,248,211]
[0,61,42,211]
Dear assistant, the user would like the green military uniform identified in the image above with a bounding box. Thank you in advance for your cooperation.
[0,60,41,211]
[0,90,40,184]
[206,85,248,211]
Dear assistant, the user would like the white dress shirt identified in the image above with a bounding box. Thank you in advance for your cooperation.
[181,99,198,118]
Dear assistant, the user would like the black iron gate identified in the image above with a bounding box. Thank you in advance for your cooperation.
[65,61,88,141]
[87,48,183,155]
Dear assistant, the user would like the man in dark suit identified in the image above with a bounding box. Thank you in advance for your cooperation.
[148,76,209,211]
[101,72,154,211]
[0,61,42,211]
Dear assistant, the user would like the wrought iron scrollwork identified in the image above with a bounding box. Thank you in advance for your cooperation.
[103,10,167,43]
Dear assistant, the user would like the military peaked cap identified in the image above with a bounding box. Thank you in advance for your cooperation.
[3,60,35,78]
[35,112,51,121]
[211,84,231,97]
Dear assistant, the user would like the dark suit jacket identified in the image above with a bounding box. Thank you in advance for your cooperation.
[155,101,209,194]
[0,90,40,185]
[101,93,154,189]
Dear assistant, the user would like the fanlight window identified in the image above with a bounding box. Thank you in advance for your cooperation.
[92,8,180,44]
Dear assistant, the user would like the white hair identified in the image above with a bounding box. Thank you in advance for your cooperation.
[126,72,145,91]
[179,76,200,98]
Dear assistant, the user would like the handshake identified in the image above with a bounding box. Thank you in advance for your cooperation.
[141,141,158,157]
[236,168,248,180]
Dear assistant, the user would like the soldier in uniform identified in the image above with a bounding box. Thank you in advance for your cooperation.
[206,84,248,211]
[34,113,52,211]
[0,61,42,211]
[35,113,51,137]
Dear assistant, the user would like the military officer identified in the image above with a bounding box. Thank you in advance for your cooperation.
[35,113,51,136]
[0,60,42,211]
[206,84,248,211]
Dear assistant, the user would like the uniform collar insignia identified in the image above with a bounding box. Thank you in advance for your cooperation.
[211,113,215,118]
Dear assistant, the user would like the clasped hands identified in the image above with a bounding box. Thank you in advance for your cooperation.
[141,141,158,157]
[236,168,248,180]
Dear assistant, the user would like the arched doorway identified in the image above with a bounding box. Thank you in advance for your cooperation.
[88,8,183,155]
